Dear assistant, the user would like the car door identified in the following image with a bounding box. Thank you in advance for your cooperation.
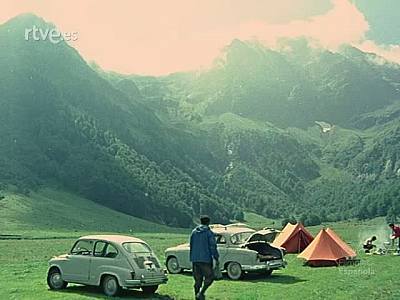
[177,245,191,269]
[62,239,93,283]
[215,234,228,268]
[89,241,122,285]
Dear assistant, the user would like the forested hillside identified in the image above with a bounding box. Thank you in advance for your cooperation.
[0,14,237,226]
[1,14,400,227]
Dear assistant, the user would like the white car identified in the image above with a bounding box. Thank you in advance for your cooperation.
[165,225,286,280]
[47,235,168,296]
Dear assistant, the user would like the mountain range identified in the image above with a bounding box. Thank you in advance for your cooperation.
[1,14,399,227]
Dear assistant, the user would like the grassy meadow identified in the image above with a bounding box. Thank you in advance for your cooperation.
[1,189,399,300]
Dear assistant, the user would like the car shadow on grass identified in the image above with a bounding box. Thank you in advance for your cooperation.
[245,273,307,284]
[176,271,306,284]
[52,285,174,299]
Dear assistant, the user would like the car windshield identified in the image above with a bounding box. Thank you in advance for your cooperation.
[122,242,152,254]
[230,231,254,244]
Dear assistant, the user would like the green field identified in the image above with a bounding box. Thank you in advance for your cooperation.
[0,189,184,237]
[1,190,399,299]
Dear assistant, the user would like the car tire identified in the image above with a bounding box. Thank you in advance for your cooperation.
[47,268,68,290]
[166,256,182,274]
[226,262,242,280]
[142,285,158,294]
[101,275,121,297]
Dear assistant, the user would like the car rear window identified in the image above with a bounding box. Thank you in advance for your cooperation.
[231,231,254,244]
[122,242,151,254]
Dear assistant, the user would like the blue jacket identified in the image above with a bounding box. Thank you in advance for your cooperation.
[189,225,219,263]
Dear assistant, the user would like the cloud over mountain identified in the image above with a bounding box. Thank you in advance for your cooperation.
[1,0,398,74]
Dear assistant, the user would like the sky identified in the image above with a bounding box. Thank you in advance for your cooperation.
[0,0,399,75]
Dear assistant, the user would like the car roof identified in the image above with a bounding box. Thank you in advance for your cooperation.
[78,235,146,244]
[211,226,255,235]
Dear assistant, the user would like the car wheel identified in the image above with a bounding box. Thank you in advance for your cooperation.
[102,275,121,297]
[264,269,273,277]
[47,268,68,290]
[166,256,182,274]
[142,285,158,294]
[226,262,242,280]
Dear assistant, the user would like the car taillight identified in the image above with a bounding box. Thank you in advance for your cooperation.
[131,271,135,279]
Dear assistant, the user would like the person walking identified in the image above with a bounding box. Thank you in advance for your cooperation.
[189,215,219,300]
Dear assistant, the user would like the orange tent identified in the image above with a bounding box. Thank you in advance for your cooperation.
[272,223,314,253]
[326,228,356,258]
[298,228,356,266]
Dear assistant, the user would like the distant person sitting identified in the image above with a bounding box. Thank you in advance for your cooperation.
[363,236,377,253]
[389,223,400,250]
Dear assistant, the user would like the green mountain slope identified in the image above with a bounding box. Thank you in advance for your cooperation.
[0,14,238,226]
[116,39,400,223]
[198,113,320,218]
[0,188,180,236]
[2,14,400,228]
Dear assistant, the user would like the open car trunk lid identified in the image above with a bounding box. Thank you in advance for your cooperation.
[246,228,281,243]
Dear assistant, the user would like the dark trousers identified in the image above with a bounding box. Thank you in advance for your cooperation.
[363,244,374,253]
[392,237,400,249]
[193,262,214,295]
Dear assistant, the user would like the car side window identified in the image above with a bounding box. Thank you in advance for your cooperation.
[94,241,107,257]
[230,234,240,245]
[71,240,93,255]
[94,241,118,258]
[104,244,118,258]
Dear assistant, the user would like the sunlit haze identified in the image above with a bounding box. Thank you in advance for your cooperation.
[1,0,399,75]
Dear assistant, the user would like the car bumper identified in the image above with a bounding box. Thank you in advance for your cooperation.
[124,276,168,287]
[242,259,287,272]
